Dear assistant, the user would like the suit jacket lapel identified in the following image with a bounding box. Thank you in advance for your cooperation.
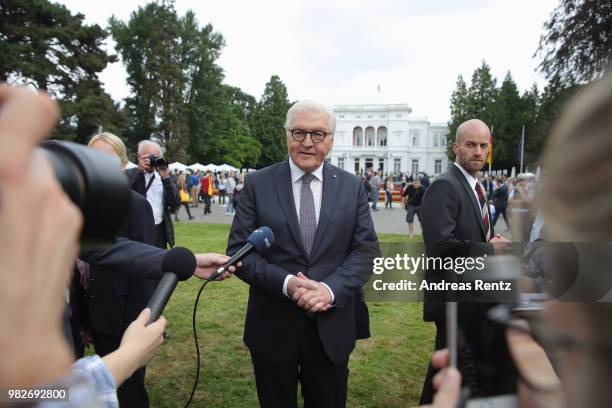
[450,165,486,238]
[310,162,338,262]
[274,160,306,254]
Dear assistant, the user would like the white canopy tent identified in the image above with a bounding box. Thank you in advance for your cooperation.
[188,163,206,173]
[169,162,187,172]
[204,163,220,172]
[218,163,239,172]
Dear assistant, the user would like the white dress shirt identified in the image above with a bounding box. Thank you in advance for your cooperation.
[453,162,483,217]
[282,158,334,303]
[143,171,164,225]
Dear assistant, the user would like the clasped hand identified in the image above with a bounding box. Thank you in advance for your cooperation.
[288,272,332,313]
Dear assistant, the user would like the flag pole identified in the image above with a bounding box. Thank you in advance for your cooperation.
[520,125,525,173]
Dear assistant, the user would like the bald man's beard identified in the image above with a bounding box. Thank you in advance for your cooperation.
[457,151,484,174]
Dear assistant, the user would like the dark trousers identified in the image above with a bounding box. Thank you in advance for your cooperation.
[175,203,193,220]
[492,206,510,229]
[250,318,348,408]
[419,321,446,405]
[93,332,150,408]
[154,222,168,249]
[203,194,212,214]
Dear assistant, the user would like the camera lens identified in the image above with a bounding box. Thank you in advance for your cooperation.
[42,141,132,247]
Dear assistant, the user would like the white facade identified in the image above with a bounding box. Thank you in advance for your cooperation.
[329,104,449,176]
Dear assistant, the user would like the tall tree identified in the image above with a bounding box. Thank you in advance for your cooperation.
[0,0,124,143]
[466,61,497,123]
[251,75,290,167]
[536,0,612,85]
[110,1,189,161]
[447,75,470,158]
[492,72,524,170]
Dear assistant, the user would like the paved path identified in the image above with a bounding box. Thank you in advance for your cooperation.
[174,199,510,237]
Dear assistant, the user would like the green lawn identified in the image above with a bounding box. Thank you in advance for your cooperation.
[145,223,434,407]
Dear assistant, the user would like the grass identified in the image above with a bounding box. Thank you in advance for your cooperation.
[145,223,435,407]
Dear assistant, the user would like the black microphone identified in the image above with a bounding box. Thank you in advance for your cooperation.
[146,246,196,324]
[207,226,274,281]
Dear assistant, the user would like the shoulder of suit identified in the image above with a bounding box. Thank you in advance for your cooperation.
[325,163,359,183]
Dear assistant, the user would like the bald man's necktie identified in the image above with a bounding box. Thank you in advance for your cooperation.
[475,182,490,238]
[299,173,316,256]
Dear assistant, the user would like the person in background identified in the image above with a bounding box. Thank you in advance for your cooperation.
[385,176,394,209]
[370,171,381,210]
[491,177,510,231]
[218,174,227,208]
[125,140,179,250]
[189,170,199,207]
[175,171,194,221]
[86,132,158,407]
[404,177,425,240]
[200,170,213,216]
[226,171,236,215]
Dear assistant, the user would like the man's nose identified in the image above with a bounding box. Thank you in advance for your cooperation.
[302,133,315,147]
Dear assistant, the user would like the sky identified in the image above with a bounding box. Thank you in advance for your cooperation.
[55,0,559,123]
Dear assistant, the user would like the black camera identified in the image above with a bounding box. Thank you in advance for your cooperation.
[147,155,168,169]
[42,141,132,247]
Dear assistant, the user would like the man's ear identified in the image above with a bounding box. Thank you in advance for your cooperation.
[452,142,458,156]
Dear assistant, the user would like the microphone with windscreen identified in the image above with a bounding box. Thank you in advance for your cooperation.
[207,226,274,282]
[146,246,196,324]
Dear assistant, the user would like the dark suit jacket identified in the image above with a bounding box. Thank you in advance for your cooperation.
[125,167,180,247]
[421,164,515,396]
[227,160,379,365]
[87,191,157,337]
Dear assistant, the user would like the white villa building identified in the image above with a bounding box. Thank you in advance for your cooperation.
[329,104,449,176]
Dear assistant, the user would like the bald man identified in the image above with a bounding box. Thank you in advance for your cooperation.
[419,119,516,403]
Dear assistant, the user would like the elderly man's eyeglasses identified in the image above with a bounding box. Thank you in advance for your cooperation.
[288,129,332,143]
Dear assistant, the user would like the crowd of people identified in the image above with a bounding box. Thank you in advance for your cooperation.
[170,168,247,220]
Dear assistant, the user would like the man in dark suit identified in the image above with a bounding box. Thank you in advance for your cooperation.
[125,140,179,249]
[491,177,510,230]
[227,100,379,408]
[419,119,515,404]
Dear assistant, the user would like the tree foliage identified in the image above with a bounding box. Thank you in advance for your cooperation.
[536,0,612,85]
[251,75,290,167]
[0,0,125,143]
[447,62,565,171]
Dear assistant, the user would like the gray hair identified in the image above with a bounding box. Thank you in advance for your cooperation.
[137,139,164,157]
[284,100,336,133]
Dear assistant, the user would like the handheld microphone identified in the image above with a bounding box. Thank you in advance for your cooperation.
[146,246,196,324]
[207,226,274,281]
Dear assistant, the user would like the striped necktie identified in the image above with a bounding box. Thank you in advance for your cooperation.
[475,182,490,237]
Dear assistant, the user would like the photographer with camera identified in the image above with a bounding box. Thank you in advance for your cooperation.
[126,140,180,250]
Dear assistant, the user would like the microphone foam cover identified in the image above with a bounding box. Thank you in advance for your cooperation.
[161,246,196,281]
[247,226,275,253]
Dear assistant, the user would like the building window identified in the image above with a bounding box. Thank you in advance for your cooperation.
[337,158,344,169]
[435,159,442,174]
[410,129,420,147]
[380,114,386,118]
[339,114,345,119]
[353,127,363,147]
[411,159,419,175]
[377,126,388,147]
[356,115,361,119]
[433,134,439,147]
[396,114,402,118]
[365,126,375,147]
[394,158,401,174]
[367,114,373,119]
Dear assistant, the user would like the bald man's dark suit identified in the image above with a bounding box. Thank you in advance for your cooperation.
[419,164,516,403]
